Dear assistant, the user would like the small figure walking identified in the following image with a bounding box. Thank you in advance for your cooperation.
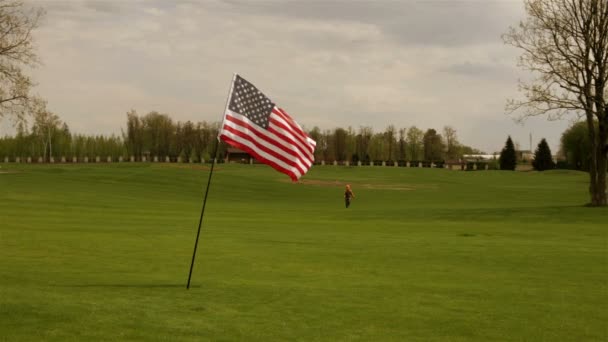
[344,184,355,208]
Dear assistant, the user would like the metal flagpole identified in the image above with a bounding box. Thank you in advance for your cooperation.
[187,73,237,289]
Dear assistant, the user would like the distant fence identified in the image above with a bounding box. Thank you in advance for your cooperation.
[0,156,498,171]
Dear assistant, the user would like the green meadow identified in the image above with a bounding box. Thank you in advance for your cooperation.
[0,163,606,341]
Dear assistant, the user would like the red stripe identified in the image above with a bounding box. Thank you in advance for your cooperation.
[268,112,314,162]
[224,115,311,170]
[220,134,299,181]
[268,117,314,162]
[271,109,315,155]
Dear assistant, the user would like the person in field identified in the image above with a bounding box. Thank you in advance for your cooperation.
[344,184,355,208]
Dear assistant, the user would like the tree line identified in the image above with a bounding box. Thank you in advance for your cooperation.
[0,106,598,172]
[0,109,487,163]
[307,125,481,163]
[0,107,598,168]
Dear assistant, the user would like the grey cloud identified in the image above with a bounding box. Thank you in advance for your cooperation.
[382,2,523,47]
[83,1,125,14]
[440,61,514,79]
[200,0,523,47]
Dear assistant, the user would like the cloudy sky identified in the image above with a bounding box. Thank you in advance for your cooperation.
[5,0,578,153]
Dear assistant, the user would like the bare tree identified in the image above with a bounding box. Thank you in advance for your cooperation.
[345,126,356,162]
[31,98,60,161]
[384,124,396,161]
[0,1,44,120]
[334,127,347,161]
[443,126,459,160]
[356,126,373,161]
[398,127,407,160]
[406,126,424,161]
[503,0,608,206]
[423,128,445,162]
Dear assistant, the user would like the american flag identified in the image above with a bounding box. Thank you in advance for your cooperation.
[219,74,316,181]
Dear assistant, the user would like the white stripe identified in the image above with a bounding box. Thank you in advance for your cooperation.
[271,108,317,153]
[220,129,303,179]
[223,110,313,167]
[269,113,315,160]
[221,118,310,173]
[266,123,314,165]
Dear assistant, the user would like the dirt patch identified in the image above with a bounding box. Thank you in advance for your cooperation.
[153,164,221,171]
[282,178,421,191]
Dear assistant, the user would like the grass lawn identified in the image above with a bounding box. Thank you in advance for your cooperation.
[0,163,606,341]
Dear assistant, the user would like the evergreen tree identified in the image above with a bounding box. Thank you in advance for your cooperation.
[499,136,517,171]
[532,138,555,171]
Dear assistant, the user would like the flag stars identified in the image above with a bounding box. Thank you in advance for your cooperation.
[228,75,275,129]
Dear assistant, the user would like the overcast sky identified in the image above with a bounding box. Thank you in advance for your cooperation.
[3,0,578,153]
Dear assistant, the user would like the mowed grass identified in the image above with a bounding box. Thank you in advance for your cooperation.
[0,163,606,341]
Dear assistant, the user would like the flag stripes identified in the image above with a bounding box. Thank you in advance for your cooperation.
[220,110,314,180]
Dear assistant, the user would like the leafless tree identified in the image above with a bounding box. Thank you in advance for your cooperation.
[0,0,44,121]
[384,124,396,161]
[443,126,458,160]
[31,97,60,161]
[503,0,608,206]
[406,126,424,161]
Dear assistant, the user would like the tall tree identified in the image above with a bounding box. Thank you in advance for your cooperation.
[322,129,335,162]
[56,122,71,157]
[398,127,407,161]
[368,133,386,161]
[356,126,373,162]
[384,124,396,161]
[423,128,445,161]
[124,110,143,158]
[503,0,608,206]
[142,111,172,158]
[443,126,459,160]
[500,136,517,171]
[561,121,593,170]
[532,138,556,171]
[334,127,347,161]
[308,126,323,161]
[406,126,424,161]
[345,126,356,162]
[31,98,60,161]
[0,1,44,120]
[182,120,196,159]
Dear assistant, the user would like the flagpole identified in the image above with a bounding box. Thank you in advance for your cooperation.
[187,73,237,289]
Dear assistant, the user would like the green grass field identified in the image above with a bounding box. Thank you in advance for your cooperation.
[0,163,606,341]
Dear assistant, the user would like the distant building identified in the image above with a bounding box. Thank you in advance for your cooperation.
[462,154,498,161]
[225,147,251,163]
[516,150,534,163]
